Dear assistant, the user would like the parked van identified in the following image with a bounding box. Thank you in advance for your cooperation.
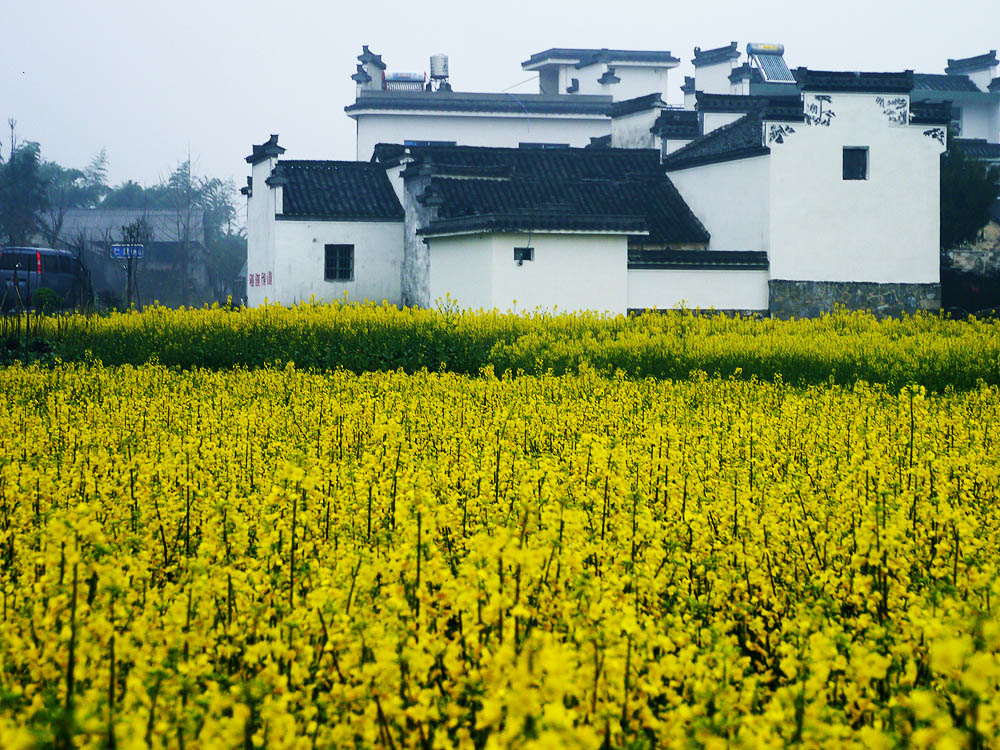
[0,247,89,310]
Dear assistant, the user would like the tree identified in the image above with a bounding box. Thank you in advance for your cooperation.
[940,138,1000,250]
[0,143,48,247]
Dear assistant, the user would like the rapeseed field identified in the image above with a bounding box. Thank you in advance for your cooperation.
[0,359,997,748]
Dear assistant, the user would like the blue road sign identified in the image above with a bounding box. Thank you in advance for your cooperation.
[110,244,144,259]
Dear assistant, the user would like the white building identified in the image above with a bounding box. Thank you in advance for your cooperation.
[346,46,681,160]
[664,71,949,317]
[245,42,984,317]
[243,136,404,307]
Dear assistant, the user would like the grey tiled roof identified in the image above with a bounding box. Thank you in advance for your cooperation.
[271,161,403,221]
[692,42,740,67]
[346,91,612,116]
[696,93,804,121]
[952,139,1000,161]
[246,134,286,165]
[397,145,708,243]
[681,76,695,94]
[59,208,205,246]
[651,109,699,138]
[729,63,763,84]
[909,101,952,125]
[989,78,1000,92]
[913,73,979,92]
[796,69,914,93]
[609,93,667,118]
[357,45,386,71]
[628,249,768,270]
[663,112,767,171]
[522,48,679,68]
[945,51,997,74]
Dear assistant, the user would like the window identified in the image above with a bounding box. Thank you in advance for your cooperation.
[0,252,32,271]
[324,244,354,281]
[843,147,868,180]
[950,105,963,136]
[514,247,534,263]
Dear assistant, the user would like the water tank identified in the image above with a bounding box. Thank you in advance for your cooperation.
[747,43,785,57]
[430,54,449,80]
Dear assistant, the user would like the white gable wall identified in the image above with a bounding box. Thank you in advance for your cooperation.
[694,61,737,95]
[246,158,279,307]
[767,92,944,283]
[268,219,403,306]
[611,109,661,148]
[701,111,743,134]
[354,112,609,160]
[667,155,770,252]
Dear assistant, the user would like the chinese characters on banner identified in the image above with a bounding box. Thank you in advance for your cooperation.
[249,271,273,287]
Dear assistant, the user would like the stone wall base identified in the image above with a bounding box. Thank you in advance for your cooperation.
[768,280,941,319]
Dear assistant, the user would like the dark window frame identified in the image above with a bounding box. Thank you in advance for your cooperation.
[514,247,534,263]
[843,147,869,181]
[324,244,355,282]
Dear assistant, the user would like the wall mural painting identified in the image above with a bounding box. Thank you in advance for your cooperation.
[768,124,796,145]
[923,128,946,145]
[804,95,835,127]
[876,96,909,126]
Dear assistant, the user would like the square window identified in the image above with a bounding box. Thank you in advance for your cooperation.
[843,147,868,180]
[514,247,534,263]
[324,244,354,281]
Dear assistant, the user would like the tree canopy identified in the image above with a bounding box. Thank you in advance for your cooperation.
[940,139,1000,250]
[0,126,246,305]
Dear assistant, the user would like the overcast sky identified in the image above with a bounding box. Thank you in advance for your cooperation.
[2,0,997,189]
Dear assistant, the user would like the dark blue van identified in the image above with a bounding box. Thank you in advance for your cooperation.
[1,247,89,310]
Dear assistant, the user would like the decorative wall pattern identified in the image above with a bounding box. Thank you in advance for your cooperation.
[767,124,796,145]
[923,127,946,145]
[876,96,909,126]
[803,95,835,127]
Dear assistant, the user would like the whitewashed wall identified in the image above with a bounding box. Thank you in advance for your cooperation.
[965,66,997,93]
[611,110,660,148]
[560,64,672,100]
[354,112,609,160]
[768,92,945,283]
[427,234,493,310]
[959,101,999,141]
[662,139,694,156]
[428,232,629,314]
[668,155,770,252]
[701,111,743,134]
[246,157,279,308]
[627,268,769,310]
[694,61,737,95]
[268,219,403,306]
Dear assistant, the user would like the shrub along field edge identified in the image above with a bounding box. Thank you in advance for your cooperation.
[1,301,997,391]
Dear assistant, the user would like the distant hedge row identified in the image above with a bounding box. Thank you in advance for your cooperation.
[4,302,999,390]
